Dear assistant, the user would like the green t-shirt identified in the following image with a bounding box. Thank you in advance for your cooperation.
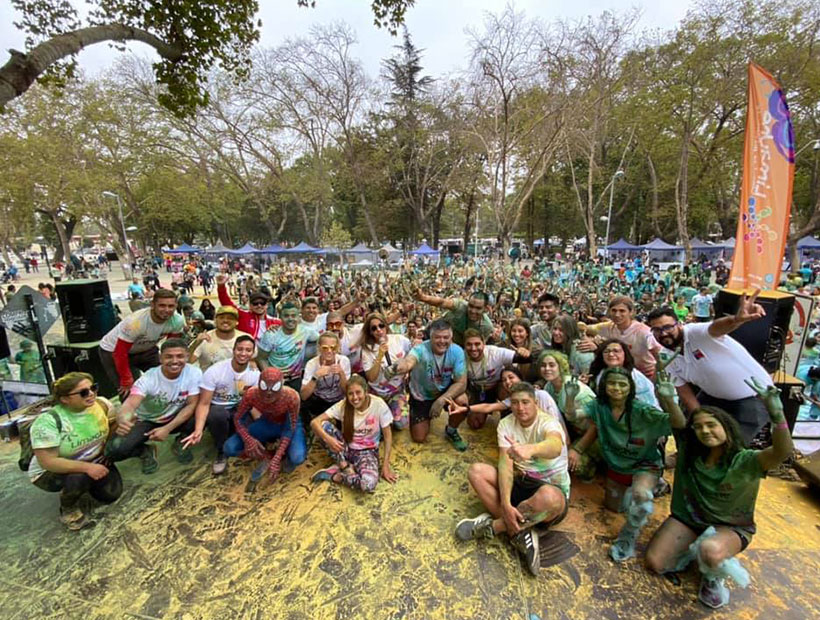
[443,300,494,346]
[584,399,671,474]
[673,304,689,322]
[670,428,763,534]
[28,402,110,480]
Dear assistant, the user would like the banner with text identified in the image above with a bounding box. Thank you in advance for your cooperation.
[729,63,795,290]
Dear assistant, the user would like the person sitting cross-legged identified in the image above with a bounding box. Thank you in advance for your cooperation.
[455,381,570,576]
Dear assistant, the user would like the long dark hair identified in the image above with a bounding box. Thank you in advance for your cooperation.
[682,406,746,469]
[597,367,638,445]
[589,338,636,380]
[343,375,370,443]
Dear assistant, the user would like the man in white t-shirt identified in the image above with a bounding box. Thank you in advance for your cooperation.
[454,382,569,576]
[188,305,252,372]
[691,287,714,322]
[182,335,260,475]
[99,289,186,399]
[107,339,202,474]
[647,294,773,442]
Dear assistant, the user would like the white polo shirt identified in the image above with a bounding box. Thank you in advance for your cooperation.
[664,322,772,401]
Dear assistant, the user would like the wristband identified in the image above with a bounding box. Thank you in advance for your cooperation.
[774,421,788,431]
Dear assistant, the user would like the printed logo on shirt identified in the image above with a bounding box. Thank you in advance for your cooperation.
[693,349,706,360]
[628,437,645,446]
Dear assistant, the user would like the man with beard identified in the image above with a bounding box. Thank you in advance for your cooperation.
[530,292,561,350]
[188,305,251,372]
[107,339,202,474]
[646,291,773,442]
[412,289,493,347]
[99,289,186,399]
[257,302,320,392]
[216,273,280,344]
[223,367,305,481]
[182,335,260,475]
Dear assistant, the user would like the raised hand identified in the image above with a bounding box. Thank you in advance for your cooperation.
[735,289,766,323]
[655,349,680,375]
[744,376,782,413]
[564,375,581,401]
[654,368,677,402]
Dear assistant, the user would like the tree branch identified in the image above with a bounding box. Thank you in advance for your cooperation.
[1,24,182,108]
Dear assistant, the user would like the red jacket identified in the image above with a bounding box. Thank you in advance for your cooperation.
[217,284,281,340]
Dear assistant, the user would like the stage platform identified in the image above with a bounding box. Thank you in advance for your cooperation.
[1,415,819,620]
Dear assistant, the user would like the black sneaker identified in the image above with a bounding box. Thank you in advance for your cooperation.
[455,512,494,541]
[512,530,540,576]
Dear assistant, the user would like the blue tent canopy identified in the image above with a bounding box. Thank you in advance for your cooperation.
[689,237,723,251]
[797,236,820,249]
[258,243,286,254]
[203,242,230,255]
[347,242,374,254]
[229,243,258,255]
[641,238,683,250]
[281,241,319,254]
[606,238,641,251]
[409,243,440,256]
[166,243,201,254]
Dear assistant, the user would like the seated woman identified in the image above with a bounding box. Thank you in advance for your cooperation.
[550,315,594,376]
[588,338,659,408]
[310,375,397,492]
[536,350,600,481]
[645,376,793,609]
[564,367,676,562]
[28,372,121,530]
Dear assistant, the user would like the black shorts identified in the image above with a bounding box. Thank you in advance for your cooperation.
[467,384,498,405]
[669,515,753,551]
[511,475,569,527]
[409,397,435,425]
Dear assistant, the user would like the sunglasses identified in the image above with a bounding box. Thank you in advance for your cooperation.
[319,344,336,351]
[250,300,267,306]
[370,323,386,332]
[67,384,99,398]
[326,321,344,328]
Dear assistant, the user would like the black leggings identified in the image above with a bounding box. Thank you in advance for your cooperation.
[34,465,123,509]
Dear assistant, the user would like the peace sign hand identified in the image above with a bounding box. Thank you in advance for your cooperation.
[735,289,766,323]
[744,376,782,414]
[655,349,680,376]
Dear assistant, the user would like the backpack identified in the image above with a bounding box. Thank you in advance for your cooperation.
[17,409,61,472]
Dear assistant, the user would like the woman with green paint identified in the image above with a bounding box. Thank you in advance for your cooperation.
[536,350,600,481]
[564,366,680,562]
[27,372,121,530]
[645,377,794,609]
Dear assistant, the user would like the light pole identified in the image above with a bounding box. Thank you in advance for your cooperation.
[794,139,820,158]
[102,190,132,280]
[604,169,625,261]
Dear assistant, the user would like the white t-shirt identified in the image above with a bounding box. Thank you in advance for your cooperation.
[200,359,261,406]
[326,395,392,450]
[100,308,186,353]
[339,323,365,373]
[301,312,328,333]
[132,364,202,423]
[467,345,515,391]
[302,354,351,402]
[194,330,252,372]
[665,322,773,401]
[497,410,570,499]
[360,335,412,398]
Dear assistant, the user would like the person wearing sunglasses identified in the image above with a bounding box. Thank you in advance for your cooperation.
[223,366,305,481]
[300,332,351,431]
[107,339,202,474]
[27,372,121,530]
[646,293,774,443]
[359,312,412,429]
[215,273,281,345]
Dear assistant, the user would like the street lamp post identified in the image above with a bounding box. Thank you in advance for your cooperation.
[604,170,625,261]
[794,139,820,158]
[102,190,132,280]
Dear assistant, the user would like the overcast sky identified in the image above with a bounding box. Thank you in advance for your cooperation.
[1,1,694,79]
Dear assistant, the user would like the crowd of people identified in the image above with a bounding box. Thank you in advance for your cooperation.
[22,251,802,610]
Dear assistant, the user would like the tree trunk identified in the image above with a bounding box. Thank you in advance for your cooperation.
[462,186,476,256]
[431,191,446,247]
[647,153,662,238]
[674,131,692,262]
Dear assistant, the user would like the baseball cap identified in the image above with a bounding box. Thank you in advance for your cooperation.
[215,305,239,318]
[249,291,270,303]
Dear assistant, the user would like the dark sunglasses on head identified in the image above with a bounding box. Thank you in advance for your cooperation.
[370,323,386,331]
[67,383,99,398]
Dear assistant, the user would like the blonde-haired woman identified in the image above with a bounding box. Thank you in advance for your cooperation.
[310,376,397,492]
[28,372,120,530]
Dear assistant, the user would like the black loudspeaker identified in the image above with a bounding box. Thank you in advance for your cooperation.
[48,342,118,398]
[714,290,795,373]
[55,279,117,343]
[0,325,9,360]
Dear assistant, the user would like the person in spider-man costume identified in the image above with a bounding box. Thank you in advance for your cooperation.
[223,367,306,479]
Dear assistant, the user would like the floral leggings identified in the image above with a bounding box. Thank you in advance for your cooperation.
[383,391,408,430]
[321,421,380,492]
